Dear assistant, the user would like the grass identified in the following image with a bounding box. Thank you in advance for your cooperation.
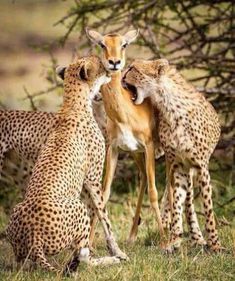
[0,193,234,281]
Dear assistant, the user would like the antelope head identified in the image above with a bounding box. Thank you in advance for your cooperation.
[86,28,139,72]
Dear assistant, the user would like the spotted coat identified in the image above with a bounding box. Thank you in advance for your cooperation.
[123,59,222,252]
[6,56,126,274]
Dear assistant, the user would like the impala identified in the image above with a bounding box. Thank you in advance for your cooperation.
[86,29,167,244]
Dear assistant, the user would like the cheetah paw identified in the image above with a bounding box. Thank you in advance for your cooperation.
[115,250,129,261]
[161,244,178,255]
[191,239,207,248]
[161,238,181,254]
[111,256,122,264]
[204,244,226,253]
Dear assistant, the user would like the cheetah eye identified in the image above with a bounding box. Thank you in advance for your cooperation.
[99,42,106,49]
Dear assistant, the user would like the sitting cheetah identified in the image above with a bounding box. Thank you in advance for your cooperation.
[6,55,127,274]
[122,58,222,252]
[0,91,106,243]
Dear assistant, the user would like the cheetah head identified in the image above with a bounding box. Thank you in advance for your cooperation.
[122,59,170,104]
[56,55,111,100]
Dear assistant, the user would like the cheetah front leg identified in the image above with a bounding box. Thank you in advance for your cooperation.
[89,145,118,247]
[84,180,128,261]
[160,188,171,229]
[64,220,120,276]
[80,190,97,252]
[160,160,173,230]
[65,247,121,276]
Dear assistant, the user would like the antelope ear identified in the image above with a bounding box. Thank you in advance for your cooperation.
[78,61,94,81]
[154,59,169,75]
[123,29,139,44]
[56,66,66,80]
[86,28,104,45]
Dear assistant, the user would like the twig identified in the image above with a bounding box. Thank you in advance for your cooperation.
[22,84,62,100]
[23,86,37,111]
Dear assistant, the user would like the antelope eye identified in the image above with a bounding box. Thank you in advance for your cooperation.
[122,43,128,49]
[99,42,106,49]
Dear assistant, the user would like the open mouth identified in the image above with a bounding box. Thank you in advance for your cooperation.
[122,80,138,102]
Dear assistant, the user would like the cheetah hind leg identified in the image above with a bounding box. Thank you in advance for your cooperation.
[30,245,59,273]
[185,169,206,247]
[162,166,187,254]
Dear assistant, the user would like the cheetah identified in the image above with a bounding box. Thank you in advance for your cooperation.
[122,58,222,252]
[0,96,106,188]
[0,84,107,243]
[6,55,127,274]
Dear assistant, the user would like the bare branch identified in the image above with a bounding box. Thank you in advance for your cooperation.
[23,86,37,111]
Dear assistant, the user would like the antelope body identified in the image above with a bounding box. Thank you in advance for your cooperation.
[87,29,166,243]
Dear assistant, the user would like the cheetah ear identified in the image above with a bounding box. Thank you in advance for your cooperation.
[79,61,94,81]
[123,29,139,44]
[86,28,104,45]
[154,59,169,76]
[56,66,66,80]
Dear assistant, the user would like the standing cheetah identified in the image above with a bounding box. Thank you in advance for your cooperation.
[122,58,222,252]
[6,55,127,274]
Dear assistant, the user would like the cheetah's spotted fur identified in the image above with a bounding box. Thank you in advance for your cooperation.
[123,59,222,252]
[0,97,106,188]
[6,56,126,274]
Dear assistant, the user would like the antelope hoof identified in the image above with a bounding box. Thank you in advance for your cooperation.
[127,235,137,244]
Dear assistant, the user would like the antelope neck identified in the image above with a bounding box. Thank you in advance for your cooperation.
[101,70,129,123]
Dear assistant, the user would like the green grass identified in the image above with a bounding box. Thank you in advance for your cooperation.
[0,193,234,281]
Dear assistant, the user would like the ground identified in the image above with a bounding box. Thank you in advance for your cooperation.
[0,191,234,281]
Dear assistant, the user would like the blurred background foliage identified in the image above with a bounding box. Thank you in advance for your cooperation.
[0,0,234,223]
